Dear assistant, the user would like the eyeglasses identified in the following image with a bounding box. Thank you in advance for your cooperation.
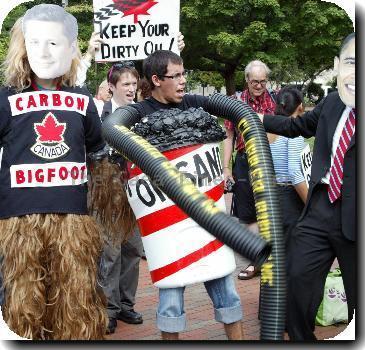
[160,71,186,81]
[108,61,135,81]
[249,79,268,86]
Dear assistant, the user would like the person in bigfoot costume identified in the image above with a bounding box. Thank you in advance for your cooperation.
[0,4,108,339]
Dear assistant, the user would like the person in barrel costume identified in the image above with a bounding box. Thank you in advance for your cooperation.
[0,4,109,339]
[123,50,244,340]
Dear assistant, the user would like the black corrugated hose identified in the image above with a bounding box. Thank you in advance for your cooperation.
[102,95,284,340]
[207,93,285,340]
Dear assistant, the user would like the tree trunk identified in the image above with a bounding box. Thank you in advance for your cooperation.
[223,65,236,96]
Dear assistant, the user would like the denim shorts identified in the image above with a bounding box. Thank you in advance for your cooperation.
[156,274,242,333]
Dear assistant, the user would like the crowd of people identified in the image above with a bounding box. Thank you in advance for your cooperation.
[0,3,355,342]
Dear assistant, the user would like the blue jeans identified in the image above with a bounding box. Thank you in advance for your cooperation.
[156,274,242,332]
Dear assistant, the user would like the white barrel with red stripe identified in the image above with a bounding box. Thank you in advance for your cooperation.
[127,143,236,288]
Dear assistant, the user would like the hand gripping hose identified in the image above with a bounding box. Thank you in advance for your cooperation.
[206,93,286,340]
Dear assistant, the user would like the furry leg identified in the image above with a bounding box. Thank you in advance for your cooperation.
[45,214,107,340]
[0,215,47,339]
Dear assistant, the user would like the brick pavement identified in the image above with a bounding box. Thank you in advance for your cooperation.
[107,254,347,341]
[107,193,348,341]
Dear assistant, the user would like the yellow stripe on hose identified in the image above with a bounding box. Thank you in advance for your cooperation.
[161,161,220,216]
[256,200,271,241]
[238,117,274,287]
[245,138,257,156]
[237,118,250,134]
[261,260,273,286]
[251,167,263,180]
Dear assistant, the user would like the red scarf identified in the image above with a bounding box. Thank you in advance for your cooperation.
[240,89,276,114]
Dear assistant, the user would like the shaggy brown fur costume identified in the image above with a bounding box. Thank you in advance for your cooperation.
[0,214,107,340]
[88,159,136,244]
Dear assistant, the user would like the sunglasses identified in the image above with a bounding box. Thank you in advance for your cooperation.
[108,61,135,81]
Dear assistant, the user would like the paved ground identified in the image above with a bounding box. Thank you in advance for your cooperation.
[107,254,347,341]
[107,193,348,341]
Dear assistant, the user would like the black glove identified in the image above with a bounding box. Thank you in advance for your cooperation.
[87,144,111,162]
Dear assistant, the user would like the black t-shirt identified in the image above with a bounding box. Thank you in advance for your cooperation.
[0,85,105,219]
[131,94,209,118]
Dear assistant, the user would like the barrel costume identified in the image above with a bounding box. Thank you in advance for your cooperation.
[127,97,243,332]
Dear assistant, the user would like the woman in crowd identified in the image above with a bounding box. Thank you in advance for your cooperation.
[268,85,308,245]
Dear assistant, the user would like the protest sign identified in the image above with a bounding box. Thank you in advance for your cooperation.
[300,144,312,188]
[93,0,180,62]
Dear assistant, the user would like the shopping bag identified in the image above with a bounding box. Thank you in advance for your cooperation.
[315,268,348,326]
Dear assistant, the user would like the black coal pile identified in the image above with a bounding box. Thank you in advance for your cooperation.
[132,107,226,151]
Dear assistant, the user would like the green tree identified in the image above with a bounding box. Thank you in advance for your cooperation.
[181,0,352,94]
[282,1,352,83]
[187,70,225,93]
[181,0,286,95]
[0,0,354,96]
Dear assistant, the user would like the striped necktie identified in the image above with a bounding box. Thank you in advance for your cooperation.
[328,108,356,203]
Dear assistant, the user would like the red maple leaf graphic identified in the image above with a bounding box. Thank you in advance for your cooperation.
[34,113,66,143]
[112,0,158,23]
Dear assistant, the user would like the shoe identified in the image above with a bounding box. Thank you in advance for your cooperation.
[237,265,260,280]
[117,309,143,324]
[106,317,117,334]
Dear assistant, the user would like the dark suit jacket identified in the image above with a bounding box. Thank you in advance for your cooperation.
[263,92,355,241]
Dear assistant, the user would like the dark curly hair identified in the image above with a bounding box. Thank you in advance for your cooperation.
[137,77,151,100]
[275,85,303,116]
